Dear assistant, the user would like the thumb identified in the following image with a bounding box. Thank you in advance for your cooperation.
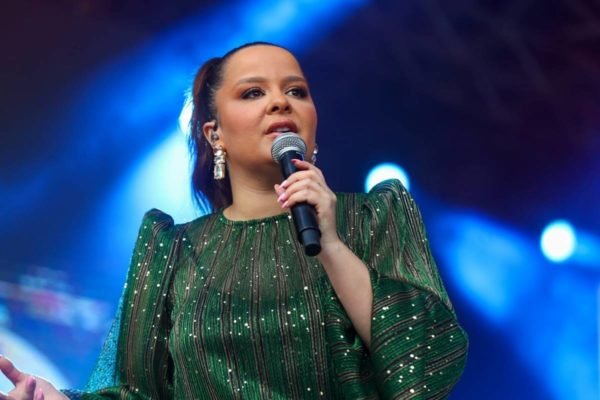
[0,355,26,385]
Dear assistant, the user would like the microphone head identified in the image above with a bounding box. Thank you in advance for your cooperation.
[271,132,307,164]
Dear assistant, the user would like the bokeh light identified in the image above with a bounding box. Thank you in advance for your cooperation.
[540,220,577,262]
[364,163,410,192]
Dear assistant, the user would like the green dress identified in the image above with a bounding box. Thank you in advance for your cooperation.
[63,180,468,399]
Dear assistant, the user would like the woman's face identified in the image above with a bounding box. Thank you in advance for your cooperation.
[205,45,318,178]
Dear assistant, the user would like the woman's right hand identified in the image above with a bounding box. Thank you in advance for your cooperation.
[0,356,68,400]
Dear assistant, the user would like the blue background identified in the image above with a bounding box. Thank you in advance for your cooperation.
[1,0,599,399]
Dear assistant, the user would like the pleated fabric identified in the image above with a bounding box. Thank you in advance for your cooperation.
[62,179,467,399]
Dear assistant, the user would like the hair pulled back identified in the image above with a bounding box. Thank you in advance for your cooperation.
[188,41,287,213]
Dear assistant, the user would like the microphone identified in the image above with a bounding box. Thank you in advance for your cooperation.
[271,133,321,256]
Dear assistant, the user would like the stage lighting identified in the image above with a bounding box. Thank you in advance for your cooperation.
[540,220,577,262]
[178,97,193,136]
[364,163,410,192]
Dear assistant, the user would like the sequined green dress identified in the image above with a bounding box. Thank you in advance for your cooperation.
[63,180,468,399]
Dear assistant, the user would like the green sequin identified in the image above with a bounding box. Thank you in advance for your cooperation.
[63,180,467,400]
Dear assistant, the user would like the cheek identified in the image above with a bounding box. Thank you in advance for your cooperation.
[220,102,263,133]
[305,101,318,125]
[310,108,318,130]
[299,107,318,156]
[302,104,318,137]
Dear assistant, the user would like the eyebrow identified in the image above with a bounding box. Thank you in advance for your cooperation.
[234,75,307,86]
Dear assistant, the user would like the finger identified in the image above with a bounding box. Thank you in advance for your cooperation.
[286,183,336,210]
[280,181,320,208]
[291,158,311,169]
[283,179,319,198]
[0,355,25,385]
[274,184,285,197]
[282,188,318,209]
[35,387,45,400]
[26,376,37,398]
[292,159,325,179]
[281,169,322,189]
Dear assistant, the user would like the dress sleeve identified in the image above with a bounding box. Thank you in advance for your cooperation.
[61,209,180,399]
[322,180,468,399]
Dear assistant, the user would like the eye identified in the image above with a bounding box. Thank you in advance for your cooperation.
[242,88,265,99]
[286,87,308,98]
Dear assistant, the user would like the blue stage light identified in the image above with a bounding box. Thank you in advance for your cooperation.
[364,163,410,192]
[432,212,597,400]
[540,220,577,262]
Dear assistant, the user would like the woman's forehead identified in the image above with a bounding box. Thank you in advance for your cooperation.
[222,45,304,83]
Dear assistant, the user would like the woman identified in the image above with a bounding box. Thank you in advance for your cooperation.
[0,42,468,399]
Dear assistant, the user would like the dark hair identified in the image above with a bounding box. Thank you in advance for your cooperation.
[188,41,289,213]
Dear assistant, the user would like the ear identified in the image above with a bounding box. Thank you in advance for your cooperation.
[202,120,217,146]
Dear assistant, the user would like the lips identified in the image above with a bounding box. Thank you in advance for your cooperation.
[266,120,298,134]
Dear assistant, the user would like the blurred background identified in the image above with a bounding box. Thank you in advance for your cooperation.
[1,0,599,398]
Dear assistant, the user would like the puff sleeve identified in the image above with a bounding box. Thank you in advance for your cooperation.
[62,209,181,399]
[322,180,468,399]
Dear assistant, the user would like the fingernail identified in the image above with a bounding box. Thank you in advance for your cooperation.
[281,180,288,188]
[277,193,286,203]
[282,201,289,208]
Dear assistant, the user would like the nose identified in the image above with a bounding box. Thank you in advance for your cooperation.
[267,94,291,114]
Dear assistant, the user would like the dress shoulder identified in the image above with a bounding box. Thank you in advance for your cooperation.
[62,209,180,399]
[337,179,453,311]
[139,208,176,235]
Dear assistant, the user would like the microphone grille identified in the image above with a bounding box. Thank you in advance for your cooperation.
[271,132,307,163]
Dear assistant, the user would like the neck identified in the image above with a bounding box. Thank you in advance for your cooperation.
[224,165,287,221]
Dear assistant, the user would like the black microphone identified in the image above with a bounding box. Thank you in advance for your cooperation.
[271,133,321,256]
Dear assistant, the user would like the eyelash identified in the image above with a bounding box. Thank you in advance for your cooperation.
[288,87,308,98]
[241,87,308,99]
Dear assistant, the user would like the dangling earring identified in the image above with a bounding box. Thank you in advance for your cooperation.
[311,144,319,164]
[213,145,226,180]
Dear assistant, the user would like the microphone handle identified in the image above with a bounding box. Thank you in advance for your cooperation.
[280,151,322,256]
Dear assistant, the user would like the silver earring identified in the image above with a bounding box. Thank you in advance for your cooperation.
[311,144,319,164]
[213,145,226,180]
